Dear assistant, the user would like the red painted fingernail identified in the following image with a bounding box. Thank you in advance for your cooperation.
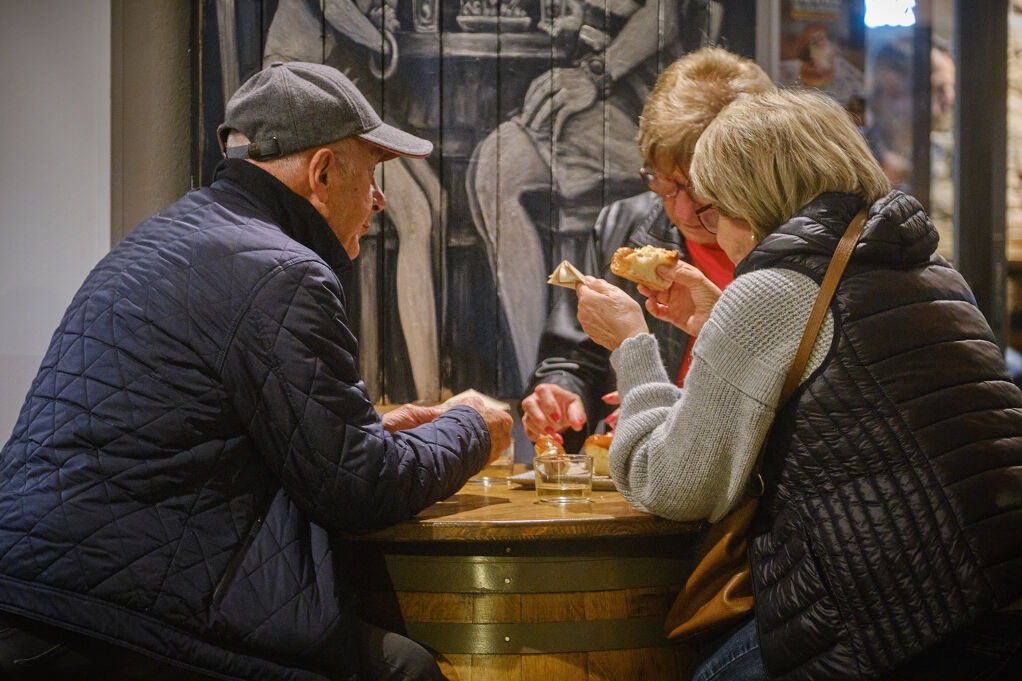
[545,426,556,435]
[549,412,560,421]
[554,433,564,444]
[574,419,584,428]
[601,393,615,402]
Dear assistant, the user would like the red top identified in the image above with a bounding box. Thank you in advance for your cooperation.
[676,240,735,387]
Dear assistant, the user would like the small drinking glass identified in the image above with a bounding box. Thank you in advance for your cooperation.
[468,439,514,485]
[534,454,593,503]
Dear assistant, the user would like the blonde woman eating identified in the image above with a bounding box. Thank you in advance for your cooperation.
[575,88,1022,681]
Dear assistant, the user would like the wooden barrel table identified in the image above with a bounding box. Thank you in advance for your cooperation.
[341,476,703,681]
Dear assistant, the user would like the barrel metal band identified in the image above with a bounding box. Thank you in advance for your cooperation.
[404,616,674,654]
[367,554,686,593]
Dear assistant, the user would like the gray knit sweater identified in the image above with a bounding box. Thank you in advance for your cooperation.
[609,267,833,522]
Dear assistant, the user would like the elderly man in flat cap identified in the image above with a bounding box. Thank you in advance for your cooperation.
[0,61,511,681]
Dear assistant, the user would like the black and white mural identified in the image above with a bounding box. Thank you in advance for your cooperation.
[195,0,751,404]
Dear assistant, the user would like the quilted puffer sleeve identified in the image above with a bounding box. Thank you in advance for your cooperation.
[219,257,491,532]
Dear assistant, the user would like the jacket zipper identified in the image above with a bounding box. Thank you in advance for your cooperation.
[212,514,264,605]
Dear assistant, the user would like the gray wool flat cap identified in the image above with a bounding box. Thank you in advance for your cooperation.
[217,61,432,161]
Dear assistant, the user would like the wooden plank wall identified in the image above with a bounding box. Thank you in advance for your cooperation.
[196,0,749,405]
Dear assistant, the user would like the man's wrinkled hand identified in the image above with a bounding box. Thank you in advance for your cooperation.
[381,404,446,433]
[638,262,722,337]
[521,383,586,442]
[459,398,513,465]
[577,277,649,350]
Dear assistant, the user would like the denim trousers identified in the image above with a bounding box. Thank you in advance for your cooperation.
[691,610,1022,681]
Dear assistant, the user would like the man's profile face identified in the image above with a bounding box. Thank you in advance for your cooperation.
[325,139,386,258]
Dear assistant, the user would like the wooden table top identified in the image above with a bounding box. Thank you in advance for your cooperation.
[352,477,701,543]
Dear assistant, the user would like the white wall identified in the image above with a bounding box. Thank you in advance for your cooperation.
[0,0,112,439]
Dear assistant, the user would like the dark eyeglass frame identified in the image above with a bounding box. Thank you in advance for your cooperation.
[694,203,719,235]
[639,166,719,235]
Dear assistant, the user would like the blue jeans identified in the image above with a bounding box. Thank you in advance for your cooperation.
[691,618,767,681]
[691,611,1022,681]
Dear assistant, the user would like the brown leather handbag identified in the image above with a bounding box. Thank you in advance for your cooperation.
[664,209,868,642]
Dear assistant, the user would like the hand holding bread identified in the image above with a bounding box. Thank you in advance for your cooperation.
[639,260,723,337]
[576,276,649,350]
[610,245,679,290]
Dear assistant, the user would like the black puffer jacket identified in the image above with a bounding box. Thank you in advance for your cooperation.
[738,191,1022,680]
[0,160,491,681]
[529,192,690,449]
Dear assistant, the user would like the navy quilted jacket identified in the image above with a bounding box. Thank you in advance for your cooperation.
[0,160,491,680]
[739,192,1022,680]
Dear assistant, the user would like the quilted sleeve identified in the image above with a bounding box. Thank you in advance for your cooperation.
[219,257,491,532]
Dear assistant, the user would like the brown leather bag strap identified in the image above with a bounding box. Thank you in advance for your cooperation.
[747,208,868,493]
[778,208,868,405]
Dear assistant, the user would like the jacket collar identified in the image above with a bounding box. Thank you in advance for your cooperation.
[736,190,938,277]
[212,159,352,275]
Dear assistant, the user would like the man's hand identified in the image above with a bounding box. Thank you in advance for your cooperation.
[381,404,445,433]
[638,262,722,337]
[577,277,649,350]
[520,66,600,140]
[458,397,514,466]
[521,383,586,442]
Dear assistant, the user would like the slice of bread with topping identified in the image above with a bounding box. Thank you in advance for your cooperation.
[610,245,678,290]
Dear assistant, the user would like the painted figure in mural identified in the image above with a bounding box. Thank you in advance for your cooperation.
[0,61,512,681]
[265,0,443,403]
[467,0,716,391]
[519,47,775,451]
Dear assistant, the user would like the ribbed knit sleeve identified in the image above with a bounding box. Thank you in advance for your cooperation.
[609,267,834,522]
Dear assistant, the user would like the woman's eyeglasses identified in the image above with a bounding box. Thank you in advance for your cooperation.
[639,167,719,234]
[694,204,719,234]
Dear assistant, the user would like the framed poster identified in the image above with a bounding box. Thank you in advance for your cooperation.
[777,0,866,111]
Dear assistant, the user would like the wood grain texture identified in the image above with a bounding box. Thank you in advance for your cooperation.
[402,591,473,622]
[520,592,585,623]
[471,654,522,681]
[521,653,588,681]
[350,485,699,542]
[472,593,521,623]
[584,589,628,621]
[627,585,678,617]
[587,645,682,681]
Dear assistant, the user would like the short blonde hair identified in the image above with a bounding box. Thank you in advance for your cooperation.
[690,88,891,238]
[638,47,775,172]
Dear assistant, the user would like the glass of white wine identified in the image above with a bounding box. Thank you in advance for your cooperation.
[534,454,593,503]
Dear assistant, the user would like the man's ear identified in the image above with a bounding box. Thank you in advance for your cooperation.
[306,147,334,217]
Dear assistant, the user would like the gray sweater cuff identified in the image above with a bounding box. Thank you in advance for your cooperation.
[611,333,672,397]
